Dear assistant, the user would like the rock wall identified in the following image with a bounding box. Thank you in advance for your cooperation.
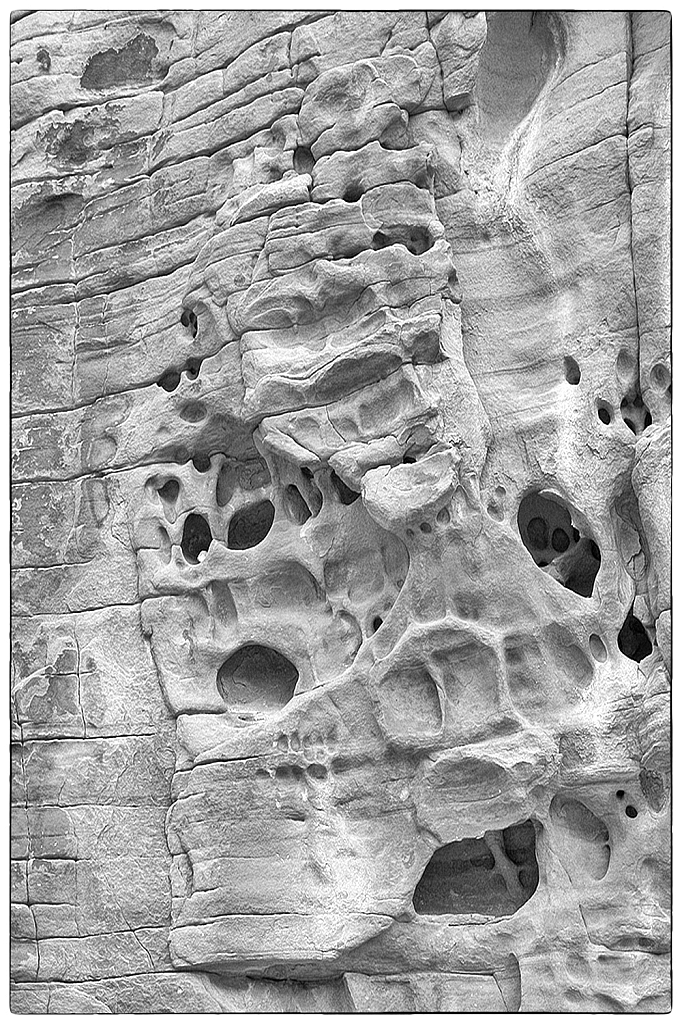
[11,10,671,1013]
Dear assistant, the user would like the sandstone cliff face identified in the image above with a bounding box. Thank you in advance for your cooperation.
[11,10,670,1013]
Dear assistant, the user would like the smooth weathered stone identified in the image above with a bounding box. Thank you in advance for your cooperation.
[11,9,670,1014]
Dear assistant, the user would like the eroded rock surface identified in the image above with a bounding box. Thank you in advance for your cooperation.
[11,10,670,1013]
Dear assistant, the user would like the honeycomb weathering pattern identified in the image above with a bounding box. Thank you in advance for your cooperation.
[10,9,671,1013]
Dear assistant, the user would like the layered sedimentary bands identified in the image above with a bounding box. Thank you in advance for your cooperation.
[10,9,671,1013]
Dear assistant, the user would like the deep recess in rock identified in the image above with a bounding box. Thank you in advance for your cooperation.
[157,369,181,391]
[293,146,314,174]
[413,820,539,917]
[330,470,360,505]
[180,308,198,337]
[563,355,581,384]
[517,491,601,596]
[216,644,299,713]
[618,607,653,662]
[181,513,212,563]
[227,499,275,549]
[284,483,312,524]
[620,389,652,434]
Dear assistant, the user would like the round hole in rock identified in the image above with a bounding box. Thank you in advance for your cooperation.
[617,608,652,662]
[625,805,638,819]
[284,484,311,525]
[293,146,314,174]
[564,356,581,385]
[527,516,548,550]
[344,185,362,202]
[420,522,432,534]
[216,644,298,713]
[192,454,211,473]
[330,470,360,505]
[157,479,179,503]
[413,819,538,917]
[227,499,275,550]
[552,527,570,553]
[157,370,181,392]
[181,513,212,564]
[597,403,612,425]
[616,790,625,799]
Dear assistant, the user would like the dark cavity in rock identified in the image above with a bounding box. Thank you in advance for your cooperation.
[413,819,539,917]
[216,645,299,713]
[181,513,212,563]
[227,500,275,550]
[518,491,601,597]
[617,607,653,662]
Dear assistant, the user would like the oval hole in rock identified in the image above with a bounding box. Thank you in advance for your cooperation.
[181,513,212,564]
[597,403,612,425]
[626,805,638,819]
[284,484,311,525]
[617,608,652,662]
[227,499,275,550]
[216,462,236,507]
[330,470,360,505]
[589,634,607,662]
[650,362,671,391]
[192,454,211,473]
[372,616,383,633]
[293,146,314,174]
[216,644,298,713]
[413,819,538,917]
[157,479,179,503]
[564,356,581,385]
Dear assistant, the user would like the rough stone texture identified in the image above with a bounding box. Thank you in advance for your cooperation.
[11,10,670,1013]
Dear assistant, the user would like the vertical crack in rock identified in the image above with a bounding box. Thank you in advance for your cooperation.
[10,9,670,1014]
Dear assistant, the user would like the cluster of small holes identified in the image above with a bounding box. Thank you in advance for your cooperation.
[616,790,639,819]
